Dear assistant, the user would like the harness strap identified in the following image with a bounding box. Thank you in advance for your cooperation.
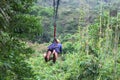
[53,0,60,38]
[54,23,56,38]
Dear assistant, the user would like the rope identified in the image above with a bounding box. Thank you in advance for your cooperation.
[53,0,60,38]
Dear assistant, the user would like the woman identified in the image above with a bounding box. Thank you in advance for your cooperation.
[44,38,62,63]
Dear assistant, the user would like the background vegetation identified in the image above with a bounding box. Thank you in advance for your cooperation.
[0,0,120,80]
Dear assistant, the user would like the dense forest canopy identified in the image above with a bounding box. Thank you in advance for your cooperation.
[0,0,120,80]
[32,0,120,43]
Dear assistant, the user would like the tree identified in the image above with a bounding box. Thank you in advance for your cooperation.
[0,0,42,79]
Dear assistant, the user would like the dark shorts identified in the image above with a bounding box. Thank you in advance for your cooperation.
[48,49,53,53]
[48,49,59,54]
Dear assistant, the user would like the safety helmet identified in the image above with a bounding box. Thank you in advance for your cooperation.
[56,39,60,43]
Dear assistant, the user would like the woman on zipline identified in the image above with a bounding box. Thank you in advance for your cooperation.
[44,0,61,63]
[44,38,62,63]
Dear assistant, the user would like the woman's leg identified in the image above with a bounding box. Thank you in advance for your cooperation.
[53,50,58,63]
[44,50,52,62]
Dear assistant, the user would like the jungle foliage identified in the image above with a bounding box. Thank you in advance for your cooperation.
[28,0,120,80]
[0,0,42,79]
[28,10,120,80]
[0,0,120,80]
